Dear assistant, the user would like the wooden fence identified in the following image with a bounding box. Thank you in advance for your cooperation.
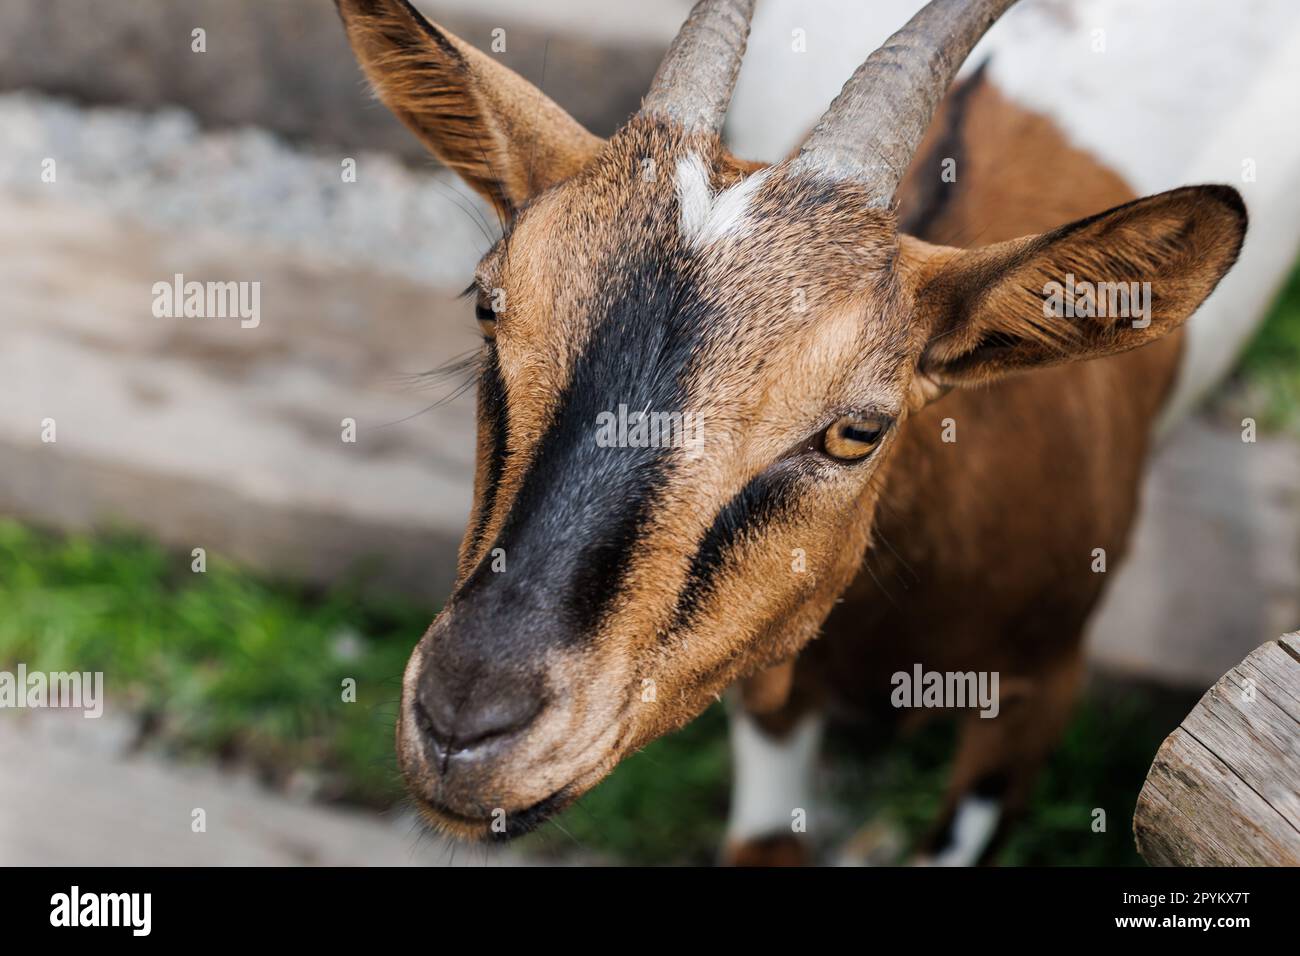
[1134,633,1300,865]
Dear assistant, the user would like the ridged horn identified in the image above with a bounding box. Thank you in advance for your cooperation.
[639,0,756,133]
[795,0,1019,205]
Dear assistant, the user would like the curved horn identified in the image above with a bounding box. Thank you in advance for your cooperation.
[639,0,756,133]
[795,0,1019,204]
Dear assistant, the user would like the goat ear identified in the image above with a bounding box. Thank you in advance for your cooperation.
[336,0,604,217]
[902,185,1247,389]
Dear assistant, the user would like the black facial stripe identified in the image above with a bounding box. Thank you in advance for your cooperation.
[467,347,509,556]
[671,465,801,631]
[455,254,709,645]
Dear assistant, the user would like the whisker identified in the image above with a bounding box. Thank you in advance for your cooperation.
[523,38,553,198]
[390,348,483,392]
[375,348,484,428]
[431,176,499,247]
[429,177,497,251]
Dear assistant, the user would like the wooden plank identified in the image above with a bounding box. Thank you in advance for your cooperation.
[1236,643,1300,712]
[1135,732,1295,866]
[1134,635,1300,866]
[1281,633,1300,661]
[1182,672,1300,829]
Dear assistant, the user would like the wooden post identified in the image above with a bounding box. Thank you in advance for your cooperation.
[1133,633,1300,866]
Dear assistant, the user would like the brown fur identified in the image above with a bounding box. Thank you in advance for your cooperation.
[737,78,1242,863]
[337,1,1247,855]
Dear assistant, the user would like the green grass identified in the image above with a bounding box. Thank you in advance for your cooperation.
[0,519,423,804]
[1,518,1193,865]
[1225,258,1300,432]
[539,689,1186,865]
[823,687,1194,867]
[531,705,732,864]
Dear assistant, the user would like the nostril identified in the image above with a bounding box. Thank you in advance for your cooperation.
[451,694,544,752]
[412,697,453,769]
[413,698,442,740]
[413,664,544,767]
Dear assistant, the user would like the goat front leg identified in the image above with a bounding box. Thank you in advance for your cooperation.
[917,649,1085,866]
[720,659,824,866]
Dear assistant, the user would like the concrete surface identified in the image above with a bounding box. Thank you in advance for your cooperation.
[0,187,477,604]
[0,91,489,286]
[0,0,677,155]
[0,710,523,866]
[1089,418,1300,687]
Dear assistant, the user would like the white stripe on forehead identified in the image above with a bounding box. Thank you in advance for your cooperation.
[675,153,772,249]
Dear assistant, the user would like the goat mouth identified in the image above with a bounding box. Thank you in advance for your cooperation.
[401,694,635,842]
[413,786,575,843]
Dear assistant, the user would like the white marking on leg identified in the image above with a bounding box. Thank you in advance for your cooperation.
[725,705,823,842]
[923,796,1001,867]
[675,153,772,249]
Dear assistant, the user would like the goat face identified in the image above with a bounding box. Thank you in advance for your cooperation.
[398,121,922,836]
[338,0,1246,837]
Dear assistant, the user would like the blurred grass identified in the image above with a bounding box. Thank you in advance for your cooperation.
[824,686,1194,867]
[545,687,1188,865]
[0,519,421,804]
[1222,257,1300,433]
[1,518,1191,865]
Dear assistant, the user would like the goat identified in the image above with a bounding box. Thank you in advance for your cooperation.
[335,0,1247,864]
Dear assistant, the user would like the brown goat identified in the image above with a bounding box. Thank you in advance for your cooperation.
[335,0,1246,864]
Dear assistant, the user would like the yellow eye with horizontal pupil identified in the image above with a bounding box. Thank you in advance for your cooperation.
[821,416,888,462]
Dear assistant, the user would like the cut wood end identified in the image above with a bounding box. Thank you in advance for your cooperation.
[1133,636,1300,867]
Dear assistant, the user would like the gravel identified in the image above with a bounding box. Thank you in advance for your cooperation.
[0,90,493,286]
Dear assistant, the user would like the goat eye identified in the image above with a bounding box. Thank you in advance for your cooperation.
[819,415,889,462]
[475,298,497,339]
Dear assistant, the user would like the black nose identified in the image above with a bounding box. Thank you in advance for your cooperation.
[413,661,544,770]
